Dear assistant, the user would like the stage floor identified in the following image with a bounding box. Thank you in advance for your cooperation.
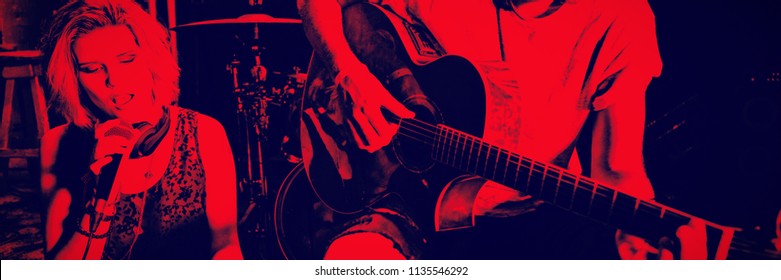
[1,163,44,260]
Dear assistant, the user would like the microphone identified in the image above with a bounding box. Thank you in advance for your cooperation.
[86,124,134,241]
[94,125,134,201]
[93,108,170,202]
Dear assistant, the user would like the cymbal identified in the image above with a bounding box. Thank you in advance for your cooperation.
[174,14,301,29]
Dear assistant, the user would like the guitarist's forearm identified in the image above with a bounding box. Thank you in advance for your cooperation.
[298,0,366,76]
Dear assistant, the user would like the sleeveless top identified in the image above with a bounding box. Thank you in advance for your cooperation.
[102,108,211,259]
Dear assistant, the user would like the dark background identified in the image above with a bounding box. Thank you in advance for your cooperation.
[644,0,780,231]
[0,0,779,259]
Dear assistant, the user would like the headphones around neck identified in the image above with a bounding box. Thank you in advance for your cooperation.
[130,106,171,158]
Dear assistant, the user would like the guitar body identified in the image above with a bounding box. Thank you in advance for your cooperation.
[301,3,487,214]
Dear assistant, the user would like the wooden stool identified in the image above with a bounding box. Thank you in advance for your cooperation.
[0,50,49,184]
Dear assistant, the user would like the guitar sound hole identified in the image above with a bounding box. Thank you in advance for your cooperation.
[393,96,442,173]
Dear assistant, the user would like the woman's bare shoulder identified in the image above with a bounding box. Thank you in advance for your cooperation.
[194,112,226,134]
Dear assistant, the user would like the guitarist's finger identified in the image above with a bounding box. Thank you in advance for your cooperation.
[349,113,384,153]
[616,230,658,259]
[660,248,674,260]
[618,242,649,260]
[676,219,708,259]
[382,95,414,119]
[349,122,378,153]
[634,246,650,260]
[367,106,397,137]
[364,106,397,148]
[368,119,395,151]
[617,241,634,259]
[355,107,378,134]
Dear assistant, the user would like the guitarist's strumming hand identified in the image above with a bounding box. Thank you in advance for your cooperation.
[336,62,414,153]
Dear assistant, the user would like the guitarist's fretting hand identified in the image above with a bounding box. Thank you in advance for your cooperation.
[616,219,708,259]
[337,62,414,153]
[613,186,708,260]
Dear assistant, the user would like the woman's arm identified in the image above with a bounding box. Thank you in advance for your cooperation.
[42,125,111,259]
[197,115,243,259]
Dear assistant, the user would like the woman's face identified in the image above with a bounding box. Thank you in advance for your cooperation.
[73,25,157,125]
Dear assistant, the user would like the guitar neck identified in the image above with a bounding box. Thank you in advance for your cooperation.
[422,123,758,258]
[409,121,698,240]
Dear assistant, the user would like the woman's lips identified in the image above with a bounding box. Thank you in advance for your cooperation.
[112,93,135,107]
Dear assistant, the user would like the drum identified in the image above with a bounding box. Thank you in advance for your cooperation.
[273,163,335,259]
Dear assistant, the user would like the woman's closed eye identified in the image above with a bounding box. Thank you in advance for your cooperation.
[118,53,136,64]
[79,64,102,74]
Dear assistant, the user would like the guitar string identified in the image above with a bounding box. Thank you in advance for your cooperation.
[395,124,693,239]
[727,239,781,259]
[394,123,780,259]
[730,237,778,253]
[397,120,702,223]
[391,117,779,258]
[395,119,667,210]
[395,121,668,215]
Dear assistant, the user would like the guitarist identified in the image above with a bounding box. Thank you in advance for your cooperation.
[297,0,707,259]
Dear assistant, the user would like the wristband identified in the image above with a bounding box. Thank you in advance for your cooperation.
[75,214,113,239]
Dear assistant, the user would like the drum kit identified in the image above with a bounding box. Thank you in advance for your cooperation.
[174,11,319,259]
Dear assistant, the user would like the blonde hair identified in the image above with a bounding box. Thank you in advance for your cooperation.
[42,0,179,128]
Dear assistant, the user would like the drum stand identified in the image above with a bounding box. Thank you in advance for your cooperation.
[174,0,305,260]
[230,24,277,259]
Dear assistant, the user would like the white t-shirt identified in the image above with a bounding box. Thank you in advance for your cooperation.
[385,0,662,166]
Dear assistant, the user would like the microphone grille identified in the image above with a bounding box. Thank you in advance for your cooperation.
[103,126,133,140]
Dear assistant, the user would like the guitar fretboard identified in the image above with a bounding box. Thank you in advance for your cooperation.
[418,123,695,241]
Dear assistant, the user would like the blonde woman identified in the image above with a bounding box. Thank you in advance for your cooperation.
[40,0,242,259]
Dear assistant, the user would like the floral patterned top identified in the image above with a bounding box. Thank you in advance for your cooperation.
[103,108,211,259]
